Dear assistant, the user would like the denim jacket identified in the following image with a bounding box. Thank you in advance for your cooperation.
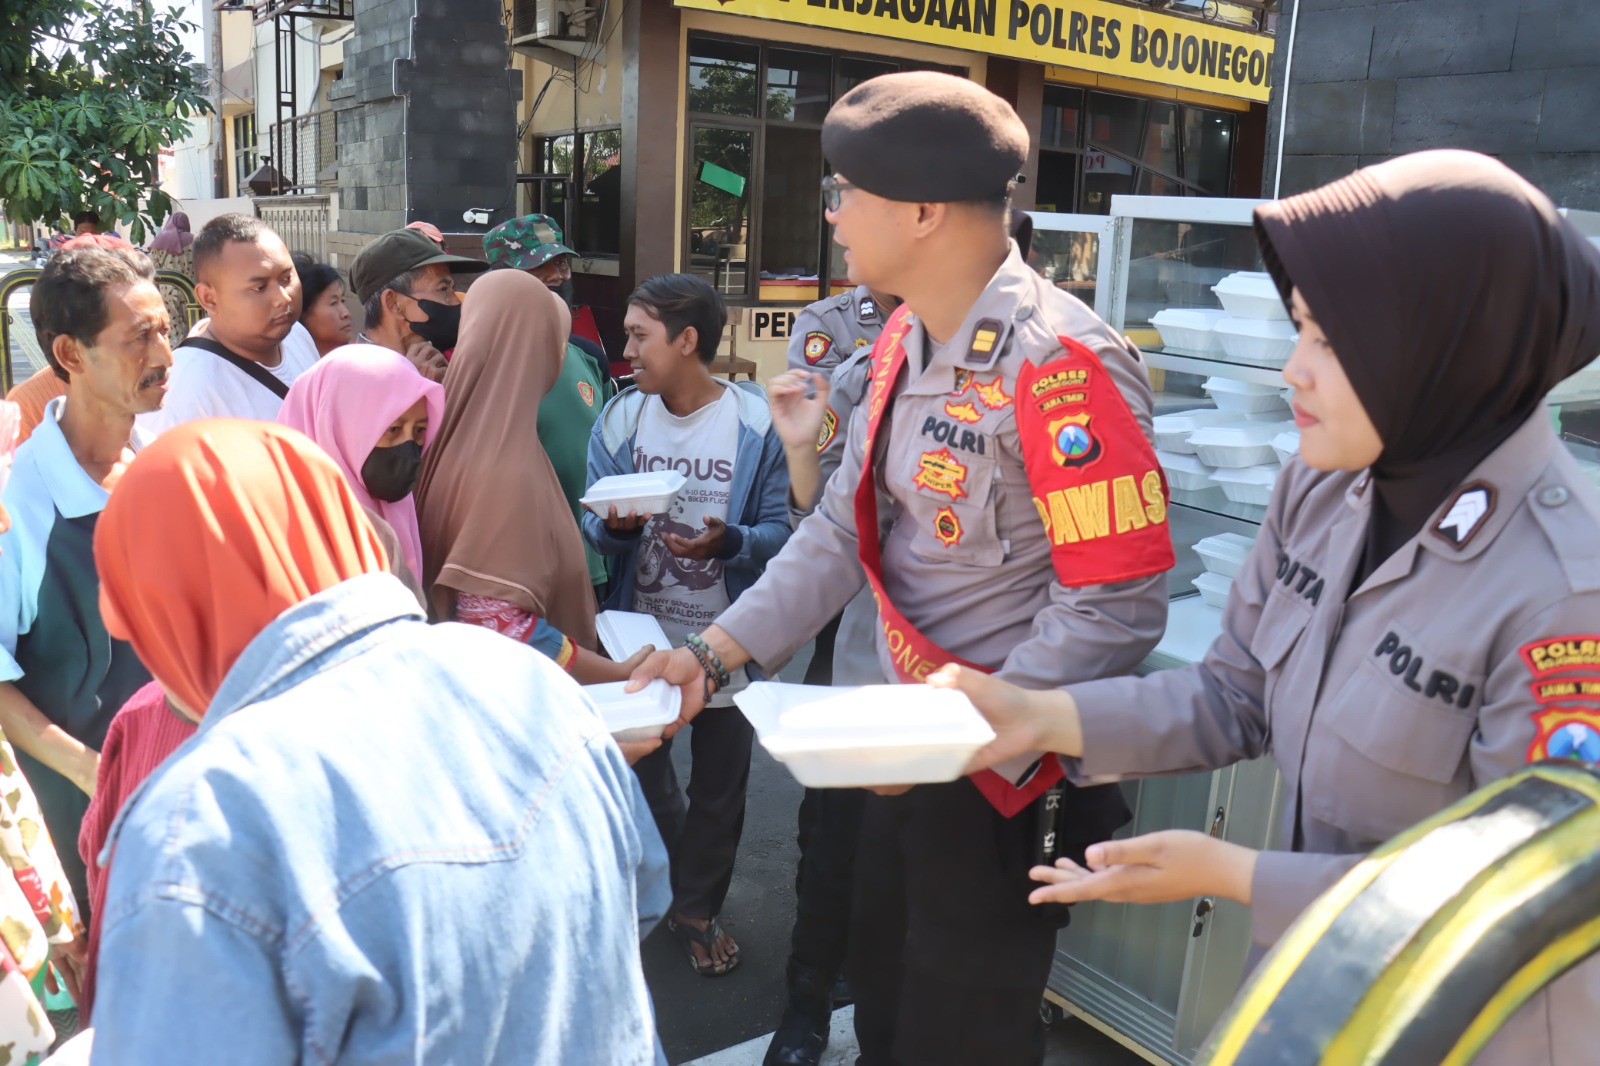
[582,380,793,612]
[91,573,670,1065]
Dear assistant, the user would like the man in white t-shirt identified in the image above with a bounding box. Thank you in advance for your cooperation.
[138,214,318,435]
[583,273,792,979]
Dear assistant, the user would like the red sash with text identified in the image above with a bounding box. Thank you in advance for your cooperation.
[852,306,1062,818]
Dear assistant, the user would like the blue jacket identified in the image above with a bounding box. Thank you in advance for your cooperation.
[93,573,670,1065]
[583,380,792,612]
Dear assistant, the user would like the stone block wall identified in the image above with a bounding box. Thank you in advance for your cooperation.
[1267,0,1600,208]
[329,0,520,267]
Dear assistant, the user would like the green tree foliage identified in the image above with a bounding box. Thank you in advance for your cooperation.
[0,0,211,241]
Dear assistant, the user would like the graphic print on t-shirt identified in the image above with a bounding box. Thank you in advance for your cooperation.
[630,391,739,646]
[632,457,732,599]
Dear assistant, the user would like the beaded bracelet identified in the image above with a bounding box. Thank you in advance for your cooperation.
[685,633,731,692]
[684,641,721,704]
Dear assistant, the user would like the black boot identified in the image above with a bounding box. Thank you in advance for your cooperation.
[763,961,833,1066]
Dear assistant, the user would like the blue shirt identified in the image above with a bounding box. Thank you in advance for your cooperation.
[0,396,152,741]
[0,396,152,907]
[93,573,670,1065]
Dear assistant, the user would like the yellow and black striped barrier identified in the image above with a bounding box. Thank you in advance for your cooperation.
[1199,760,1600,1065]
[2,268,199,393]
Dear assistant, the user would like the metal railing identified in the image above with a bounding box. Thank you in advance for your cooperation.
[254,195,333,262]
[268,109,338,192]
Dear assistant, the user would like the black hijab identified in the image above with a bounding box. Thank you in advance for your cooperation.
[1252,150,1600,582]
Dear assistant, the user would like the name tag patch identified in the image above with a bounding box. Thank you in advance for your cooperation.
[1275,553,1325,606]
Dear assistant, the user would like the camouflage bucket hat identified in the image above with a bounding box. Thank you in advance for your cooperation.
[484,213,577,270]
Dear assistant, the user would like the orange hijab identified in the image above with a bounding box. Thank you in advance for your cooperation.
[94,419,390,716]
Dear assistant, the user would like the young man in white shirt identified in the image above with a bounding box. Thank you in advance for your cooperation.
[583,273,792,978]
[138,213,318,435]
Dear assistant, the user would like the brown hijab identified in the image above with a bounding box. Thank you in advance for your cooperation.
[415,269,598,650]
[1253,150,1600,578]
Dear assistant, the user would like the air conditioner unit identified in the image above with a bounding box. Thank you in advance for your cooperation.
[511,0,602,65]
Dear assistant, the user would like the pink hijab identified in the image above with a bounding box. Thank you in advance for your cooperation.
[277,344,444,576]
[149,211,193,255]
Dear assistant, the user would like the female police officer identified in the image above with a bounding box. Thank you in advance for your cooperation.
[940,150,1600,1064]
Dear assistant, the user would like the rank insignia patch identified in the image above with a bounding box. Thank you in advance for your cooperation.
[945,400,982,424]
[914,449,970,501]
[804,331,833,365]
[1047,412,1102,468]
[965,319,1003,365]
[816,407,838,453]
[933,506,963,547]
[1526,706,1600,765]
[577,381,595,406]
[1432,482,1495,548]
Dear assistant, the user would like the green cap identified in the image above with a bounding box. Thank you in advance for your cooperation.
[484,214,577,271]
[349,228,488,304]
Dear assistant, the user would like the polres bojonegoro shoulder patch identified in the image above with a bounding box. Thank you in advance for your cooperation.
[1521,635,1600,676]
[1526,705,1600,765]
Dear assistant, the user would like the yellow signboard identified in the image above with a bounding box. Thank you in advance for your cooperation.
[674,0,1275,103]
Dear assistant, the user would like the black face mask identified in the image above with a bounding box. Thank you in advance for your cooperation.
[361,440,422,503]
[407,298,461,350]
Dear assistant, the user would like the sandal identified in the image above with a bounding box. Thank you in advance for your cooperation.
[667,914,741,977]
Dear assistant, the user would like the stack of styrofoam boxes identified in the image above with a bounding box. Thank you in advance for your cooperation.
[1155,379,1295,507]
[1150,272,1298,368]
[1210,272,1298,367]
[1190,532,1255,611]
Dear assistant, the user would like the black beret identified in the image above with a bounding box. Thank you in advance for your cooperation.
[821,71,1028,204]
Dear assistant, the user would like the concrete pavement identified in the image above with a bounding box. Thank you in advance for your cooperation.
[643,645,1145,1066]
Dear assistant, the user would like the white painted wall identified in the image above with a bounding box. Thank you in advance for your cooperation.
[161,0,218,203]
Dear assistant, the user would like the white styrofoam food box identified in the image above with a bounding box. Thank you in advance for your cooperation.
[584,679,682,742]
[1271,430,1301,465]
[1152,407,1237,452]
[1156,449,1214,492]
[1193,531,1256,579]
[580,471,687,516]
[1151,308,1229,356]
[736,682,996,789]
[1216,316,1298,367]
[1187,423,1289,468]
[595,610,671,662]
[1204,376,1291,414]
[1211,271,1289,321]
[1192,570,1233,609]
[1209,463,1280,506]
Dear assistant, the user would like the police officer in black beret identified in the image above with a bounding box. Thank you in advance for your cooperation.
[634,71,1172,1064]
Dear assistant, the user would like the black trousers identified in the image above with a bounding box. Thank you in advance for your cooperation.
[790,785,866,974]
[847,780,1061,1066]
[632,704,754,919]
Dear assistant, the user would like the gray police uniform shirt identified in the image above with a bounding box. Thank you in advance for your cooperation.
[721,243,1170,779]
[785,285,889,686]
[1066,411,1600,1065]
